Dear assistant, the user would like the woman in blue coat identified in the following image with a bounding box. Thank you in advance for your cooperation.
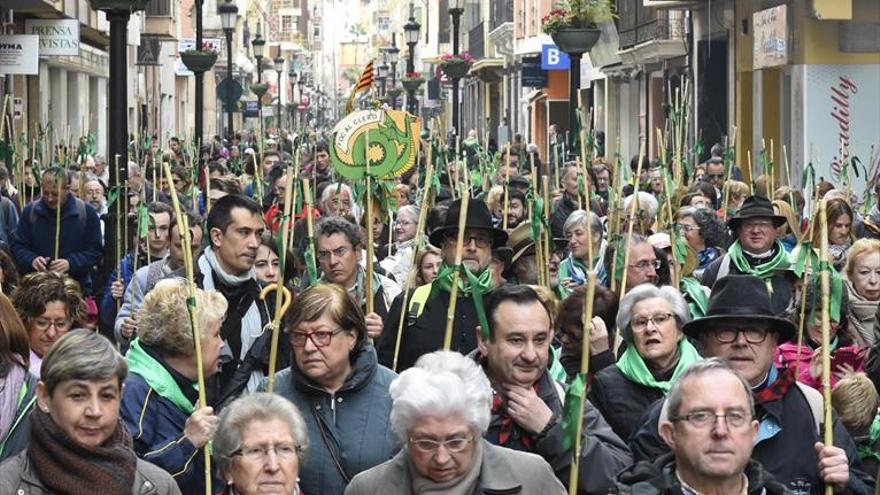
[264,283,399,495]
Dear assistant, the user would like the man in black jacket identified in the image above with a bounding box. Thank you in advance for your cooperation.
[378,198,507,372]
[615,358,787,495]
[629,275,874,495]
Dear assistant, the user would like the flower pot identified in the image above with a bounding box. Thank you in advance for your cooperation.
[180,51,218,73]
[402,79,424,93]
[441,60,470,79]
[551,27,601,55]
[386,88,403,99]
[251,83,269,98]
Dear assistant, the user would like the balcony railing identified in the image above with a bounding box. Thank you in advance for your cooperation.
[617,0,685,49]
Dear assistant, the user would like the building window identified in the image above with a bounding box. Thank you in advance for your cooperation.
[146,0,171,16]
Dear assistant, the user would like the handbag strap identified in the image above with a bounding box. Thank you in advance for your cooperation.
[309,401,351,484]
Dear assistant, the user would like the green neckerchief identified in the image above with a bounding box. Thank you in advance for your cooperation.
[616,338,702,394]
[680,277,709,318]
[126,338,196,414]
[858,414,880,462]
[431,262,494,340]
[727,240,790,294]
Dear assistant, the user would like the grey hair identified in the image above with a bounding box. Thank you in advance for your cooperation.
[563,209,603,238]
[660,358,755,426]
[40,329,128,396]
[320,182,352,207]
[389,351,492,442]
[213,392,310,475]
[616,283,690,343]
[398,204,420,223]
[623,191,659,220]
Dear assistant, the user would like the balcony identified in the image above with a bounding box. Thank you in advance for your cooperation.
[144,0,176,40]
[616,0,686,64]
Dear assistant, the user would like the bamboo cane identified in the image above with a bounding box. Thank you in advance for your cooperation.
[618,139,646,303]
[392,147,434,371]
[543,175,552,287]
[721,126,737,222]
[529,153,546,287]
[502,146,511,230]
[443,189,471,351]
[568,184,597,495]
[819,199,834,495]
[303,179,317,276]
[162,161,211,495]
[364,129,375,315]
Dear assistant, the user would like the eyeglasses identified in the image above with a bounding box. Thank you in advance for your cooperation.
[445,233,492,249]
[741,220,775,231]
[33,318,71,331]
[675,223,700,234]
[409,436,473,454]
[707,173,725,179]
[232,443,303,462]
[712,327,770,344]
[631,312,674,331]
[290,328,345,347]
[670,410,752,429]
[394,219,416,227]
[628,259,661,271]
[316,246,351,262]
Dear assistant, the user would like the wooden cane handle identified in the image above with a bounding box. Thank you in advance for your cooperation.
[260,284,293,315]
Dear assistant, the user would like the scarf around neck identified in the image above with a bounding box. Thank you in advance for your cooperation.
[617,339,702,394]
[844,278,880,347]
[126,338,196,414]
[27,409,137,495]
[727,241,789,294]
[432,262,494,339]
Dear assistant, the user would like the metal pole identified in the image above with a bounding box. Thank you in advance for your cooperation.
[568,53,581,153]
[195,0,204,145]
[226,28,234,139]
[256,58,262,131]
[451,9,462,136]
[277,71,282,130]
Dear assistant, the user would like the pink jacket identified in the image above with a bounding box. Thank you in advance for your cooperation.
[775,342,866,390]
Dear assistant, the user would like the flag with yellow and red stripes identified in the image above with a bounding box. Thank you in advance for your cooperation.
[345,60,374,114]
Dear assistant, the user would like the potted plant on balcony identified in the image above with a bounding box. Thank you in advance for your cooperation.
[401,72,425,93]
[439,51,475,79]
[180,42,219,73]
[541,0,614,54]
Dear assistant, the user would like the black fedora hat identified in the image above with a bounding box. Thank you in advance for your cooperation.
[682,274,795,343]
[727,195,786,231]
[429,198,509,249]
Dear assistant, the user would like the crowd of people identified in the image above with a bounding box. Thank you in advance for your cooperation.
[0,127,877,495]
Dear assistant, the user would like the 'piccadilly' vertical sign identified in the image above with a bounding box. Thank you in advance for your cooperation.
[26,19,80,56]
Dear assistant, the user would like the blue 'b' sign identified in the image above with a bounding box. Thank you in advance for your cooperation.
[541,45,570,70]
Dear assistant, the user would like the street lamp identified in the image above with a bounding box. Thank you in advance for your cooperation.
[449,0,464,135]
[403,4,421,114]
[386,33,400,109]
[377,62,389,98]
[219,0,238,140]
[251,26,266,132]
[288,64,297,131]
[274,55,284,130]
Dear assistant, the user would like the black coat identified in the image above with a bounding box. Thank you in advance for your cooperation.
[700,248,797,317]
[377,287,482,372]
[628,376,875,495]
[588,365,664,442]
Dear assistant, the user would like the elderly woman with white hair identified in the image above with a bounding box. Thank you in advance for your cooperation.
[213,393,309,495]
[587,284,702,440]
[557,209,605,299]
[344,350,565,494]
[379,205,423,284]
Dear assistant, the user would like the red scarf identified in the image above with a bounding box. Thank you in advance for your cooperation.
[753,367,796,405]
[490,386,539,449]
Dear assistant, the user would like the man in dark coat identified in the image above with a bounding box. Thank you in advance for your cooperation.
[614,358,787,495]
[701,196,796,315]
[378,198,507,372]
[475,284,631,494]
[11,169,102,291]
[629,275,874,495]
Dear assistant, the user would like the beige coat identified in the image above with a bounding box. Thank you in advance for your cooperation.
[344,439,566,495]
[0,452,181,495]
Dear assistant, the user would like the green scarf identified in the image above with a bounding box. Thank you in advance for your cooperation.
[727,240,790,280]
[126,339,196,414]
[432,262,494,340]
[556,256,588,299]
[616,338,702,394]
[858,414,880,463]
[680,277,709,318]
